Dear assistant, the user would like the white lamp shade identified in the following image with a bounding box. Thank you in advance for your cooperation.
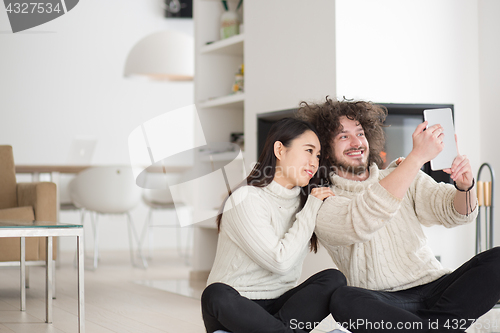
[124,30,194,81]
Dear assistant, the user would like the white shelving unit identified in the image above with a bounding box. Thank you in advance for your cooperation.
[191,0,338,282]
[192,0,246,279]
[200,33,244,56]
[198,93,244,109]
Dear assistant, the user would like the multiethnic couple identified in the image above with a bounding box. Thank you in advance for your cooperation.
[201,98,500,333]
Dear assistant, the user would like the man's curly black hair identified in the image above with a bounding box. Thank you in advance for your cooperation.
[297,97,388,175]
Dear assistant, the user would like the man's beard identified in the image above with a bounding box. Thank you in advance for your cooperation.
[331,148,369,176]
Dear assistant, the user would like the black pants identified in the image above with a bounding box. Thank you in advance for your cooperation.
[201,269,347,333]
[330,247,500,333]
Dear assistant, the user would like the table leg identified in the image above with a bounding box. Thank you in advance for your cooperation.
[46,236,53,323]
[51,171,61,297]
[25,267,29,289]
[77,234,85,333]
[20,237,26,311]
[50,171,61,224]
[52,259,56,299]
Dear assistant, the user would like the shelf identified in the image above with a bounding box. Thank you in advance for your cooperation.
[200,150,244,162]
[199,93,244,109]
[201,33,244,56]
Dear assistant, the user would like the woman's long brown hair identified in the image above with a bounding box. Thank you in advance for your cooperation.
[216,117,323,252]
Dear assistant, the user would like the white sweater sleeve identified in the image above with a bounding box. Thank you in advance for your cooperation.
[315,182,402,246]
[411,171,478,228]
[221,188,323,275]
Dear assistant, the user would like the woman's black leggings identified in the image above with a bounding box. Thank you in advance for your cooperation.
[201,269,347,333]
[330,247,500,333]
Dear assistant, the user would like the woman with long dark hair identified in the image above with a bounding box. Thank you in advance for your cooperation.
[201,118,346,333]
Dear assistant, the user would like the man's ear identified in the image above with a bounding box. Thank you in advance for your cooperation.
[274,141,284,161]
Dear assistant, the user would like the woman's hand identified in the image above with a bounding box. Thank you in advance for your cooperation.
[311,187,335,201]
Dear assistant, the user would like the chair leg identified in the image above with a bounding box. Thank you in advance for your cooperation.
[79,208,86,226]
[74,209,90,266]
[127,212,147,269]
[127,214,135,266]
[91,213,100,270]
[183,226,193,266]
[175,212,192,265]
[148,210,154,259]
[140,209,154,260]
[177,227,191,266]
[176,226,183,258]
[52,259,56,299]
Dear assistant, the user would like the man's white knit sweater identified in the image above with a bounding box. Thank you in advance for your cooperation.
[207,181,323,300]
[315,161,477,292]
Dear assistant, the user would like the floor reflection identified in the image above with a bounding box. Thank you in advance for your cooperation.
[134,278,206,300]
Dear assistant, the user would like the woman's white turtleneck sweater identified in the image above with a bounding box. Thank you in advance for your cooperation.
[207,181,323,300]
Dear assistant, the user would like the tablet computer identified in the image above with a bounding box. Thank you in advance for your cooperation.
[423,108,457,171]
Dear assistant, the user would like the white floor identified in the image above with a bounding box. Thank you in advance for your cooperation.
[0,250,204,333]
[0,250,498,333]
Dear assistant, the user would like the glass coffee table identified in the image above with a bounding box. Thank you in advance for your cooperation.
[0,220,85,333]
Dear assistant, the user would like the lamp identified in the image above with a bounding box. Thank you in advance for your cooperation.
[124,30,194,81]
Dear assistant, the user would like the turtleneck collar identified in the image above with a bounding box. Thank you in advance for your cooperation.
[329,163,380,192]
[265,180,301,200]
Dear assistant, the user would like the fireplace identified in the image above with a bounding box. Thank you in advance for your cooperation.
[257,103,454,184]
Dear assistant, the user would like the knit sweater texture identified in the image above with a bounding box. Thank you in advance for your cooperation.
[315,161,478,292]
[207,181,323,300]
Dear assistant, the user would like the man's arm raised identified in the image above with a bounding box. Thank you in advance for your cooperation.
[379,121,444,199]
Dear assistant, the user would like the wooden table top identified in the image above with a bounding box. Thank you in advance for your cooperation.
[15,165,91,174]
[15,165,188,174]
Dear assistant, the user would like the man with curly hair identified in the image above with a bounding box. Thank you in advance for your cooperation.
[297,98,500,332]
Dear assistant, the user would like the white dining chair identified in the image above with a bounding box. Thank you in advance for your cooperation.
[60,138,97,213]
[140,172,192,264]
[68,166,147,269]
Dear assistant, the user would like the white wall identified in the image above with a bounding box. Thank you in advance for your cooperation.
[0,0,194,252]
[239,0,337,280]
[478,0,500,247]
[244,0,336,166]
[335,0,481,269]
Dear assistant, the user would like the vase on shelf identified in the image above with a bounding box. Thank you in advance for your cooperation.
[220,9,239,39]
